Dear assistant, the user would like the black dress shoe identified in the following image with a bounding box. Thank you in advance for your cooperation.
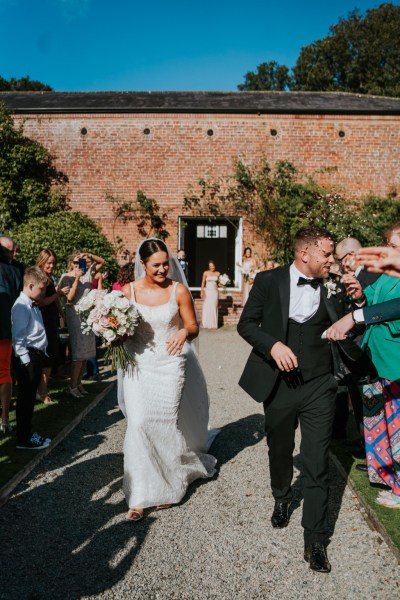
[356,463,368,472]
[304,542,331,573]
[271,500,290,528]
[348,447,366,459]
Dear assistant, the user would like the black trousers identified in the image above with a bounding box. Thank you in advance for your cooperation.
[264,372,337,544]
[15,349,43,445]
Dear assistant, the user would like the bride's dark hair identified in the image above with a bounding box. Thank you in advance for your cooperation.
[139,239,169,263]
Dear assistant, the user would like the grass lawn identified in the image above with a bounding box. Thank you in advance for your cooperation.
[0,376,114,489]
[331,424,400,553]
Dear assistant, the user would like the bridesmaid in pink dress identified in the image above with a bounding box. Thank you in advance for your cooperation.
[200,260,220,329]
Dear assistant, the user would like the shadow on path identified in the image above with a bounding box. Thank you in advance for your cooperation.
[182,413,265,504]
[0,393,154,600]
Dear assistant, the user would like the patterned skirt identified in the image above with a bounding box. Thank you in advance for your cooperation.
[363,379,400,496]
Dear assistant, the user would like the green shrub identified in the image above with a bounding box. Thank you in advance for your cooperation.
[12,211,118,278]
[353,196,400,246]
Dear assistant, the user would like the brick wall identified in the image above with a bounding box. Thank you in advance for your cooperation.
[14,112,400,257]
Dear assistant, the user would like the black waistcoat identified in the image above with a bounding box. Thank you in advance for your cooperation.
[286,298,332,382]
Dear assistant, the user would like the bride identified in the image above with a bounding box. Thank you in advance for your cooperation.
[119,238,217,521]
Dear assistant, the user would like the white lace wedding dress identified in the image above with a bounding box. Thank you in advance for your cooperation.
[118,282,217,508]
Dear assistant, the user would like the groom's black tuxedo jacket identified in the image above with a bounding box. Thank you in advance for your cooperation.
[237,266,368,403]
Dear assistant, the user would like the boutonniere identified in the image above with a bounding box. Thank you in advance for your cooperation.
[323,278,342,299]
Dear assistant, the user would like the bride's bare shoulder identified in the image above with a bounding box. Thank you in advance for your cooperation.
[121,281,134,299]
[175,281,190,298]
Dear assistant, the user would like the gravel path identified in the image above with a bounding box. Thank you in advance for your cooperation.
[1,328,399,600]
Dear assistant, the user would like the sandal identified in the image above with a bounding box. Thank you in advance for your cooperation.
[126,508,144,521]
[155,504,172,511]
[43,396,55,405]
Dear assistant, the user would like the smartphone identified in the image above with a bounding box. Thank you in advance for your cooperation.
[78,257,87,273]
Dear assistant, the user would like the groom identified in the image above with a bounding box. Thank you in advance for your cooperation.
[238,226,349,573]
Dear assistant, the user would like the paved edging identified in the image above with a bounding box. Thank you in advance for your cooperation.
[0,380,116,508]
[330,450,400,564]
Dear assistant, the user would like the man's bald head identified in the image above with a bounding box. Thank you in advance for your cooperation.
[0,236,16,263]
[336,238,362,260]
[0,236,15,252]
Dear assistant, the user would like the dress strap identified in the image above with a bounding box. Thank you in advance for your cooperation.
[130,282,136,302]
[170,281,179,303]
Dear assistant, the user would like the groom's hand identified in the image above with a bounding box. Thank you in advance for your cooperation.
[270,342,298,372]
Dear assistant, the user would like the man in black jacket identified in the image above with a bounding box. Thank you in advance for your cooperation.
[0,241,22,434]
[237,226,354,573]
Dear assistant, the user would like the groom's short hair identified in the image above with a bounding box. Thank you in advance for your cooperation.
[294,226,333,254]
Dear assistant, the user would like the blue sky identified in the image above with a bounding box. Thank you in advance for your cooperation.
[0,0,397,91]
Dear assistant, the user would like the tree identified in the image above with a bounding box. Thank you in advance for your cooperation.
[0,102,68,232]
[238,3,400,97]
[14,212,118,277]
[106,190,170,257]
[0,75,52,91]
[238,61,292,91]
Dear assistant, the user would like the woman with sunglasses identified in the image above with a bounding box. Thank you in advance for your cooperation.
[58,250,104,397]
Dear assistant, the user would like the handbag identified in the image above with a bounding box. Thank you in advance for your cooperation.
[334,336,378,385]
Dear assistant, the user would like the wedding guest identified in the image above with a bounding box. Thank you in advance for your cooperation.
[119,238,216,521]
[0,242,21,435]
[112,263,135,291]
[257,260,266,272]
[0,236,24,282]
[200,260,220,329]
[35,249,69,404]
[237,226,360,573]
[12,267,51,450]
[336,237,380,287]
[58,251,104,398]
[354,275,400,508]
[177,249,189,284]
[335,238,381,459]
[238,247,257,305]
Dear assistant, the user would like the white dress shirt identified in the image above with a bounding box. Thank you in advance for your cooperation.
[11,292,48,364]
[352,266,365,322]
[289,263,321,323]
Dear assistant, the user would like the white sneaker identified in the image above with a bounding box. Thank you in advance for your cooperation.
[68,387,83,398]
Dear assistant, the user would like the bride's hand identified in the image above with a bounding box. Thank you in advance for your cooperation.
[166,329,188,355]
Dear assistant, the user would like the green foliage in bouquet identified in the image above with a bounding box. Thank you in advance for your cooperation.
[13,211,118,277]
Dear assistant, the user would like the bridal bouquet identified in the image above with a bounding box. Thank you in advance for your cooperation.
[218,273,231,295]
[75,289,141,373]
[242,266,256,283]
[218,273,230,286]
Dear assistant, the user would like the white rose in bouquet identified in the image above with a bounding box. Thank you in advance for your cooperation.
[76,290,141,373]
[103,328,117,343]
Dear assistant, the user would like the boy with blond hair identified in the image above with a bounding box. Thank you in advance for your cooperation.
[12,266,51,449]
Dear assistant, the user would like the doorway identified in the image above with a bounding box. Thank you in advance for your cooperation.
[179,217,240,288]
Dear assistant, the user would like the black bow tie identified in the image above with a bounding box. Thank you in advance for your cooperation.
[297,277,322,289]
